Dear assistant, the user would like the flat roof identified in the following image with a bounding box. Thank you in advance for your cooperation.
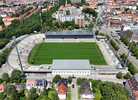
[52,60,91,70]
[45,30,94,35]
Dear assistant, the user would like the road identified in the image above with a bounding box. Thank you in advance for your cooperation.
[71,78,78,100]
[99,25,138,70]
[26,74,126,83]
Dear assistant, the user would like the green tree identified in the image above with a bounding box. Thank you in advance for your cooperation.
[52,75,61,83]
[11,89,19,100]
[101,81,130,100]
[10,70,21,83]
[116,72,123,79]
[0,92,5,100]
[29,87,36,94]
[68,76,72,84]
[2,72,9,83]
[124,72,131,79]
[0,78,3,84]
[40,88,48,96]
[28,93,38,100]
[51,92,59,100]
[95,30,99,35]
[5,84,15,95]
[77,78,82,85]
[88,22,94,29]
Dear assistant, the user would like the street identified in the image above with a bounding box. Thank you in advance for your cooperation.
[93,25,138,70]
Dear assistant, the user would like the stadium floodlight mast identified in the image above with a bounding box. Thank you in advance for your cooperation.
[12,36,24,75]
[39,13,43,33]
[124,34,135,69]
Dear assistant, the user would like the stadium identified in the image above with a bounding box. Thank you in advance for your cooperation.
[7,30,127,76]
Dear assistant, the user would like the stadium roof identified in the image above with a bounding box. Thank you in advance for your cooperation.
[45,30,94,35]
[52,60,91,70]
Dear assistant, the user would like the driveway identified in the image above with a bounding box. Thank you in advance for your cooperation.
[71,78,78,100]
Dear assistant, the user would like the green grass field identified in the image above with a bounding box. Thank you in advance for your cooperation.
[28,42,106,65]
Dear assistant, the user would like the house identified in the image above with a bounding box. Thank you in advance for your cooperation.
[35,80,47,91]
[0,84,5,92]
[26,79,47,91]
[58,83,67,99]
[125,73,138,97]
[122,30,138,42]
[80,80,95,99]
[133,91,138,100]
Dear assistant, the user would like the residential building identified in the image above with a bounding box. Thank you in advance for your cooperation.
[26,79,47,91]
[26,79,35,90]
[80,80,95,99]
[58,83,67,99]
[122,30,138,42]
[71,0,81,3]
[125,73,138,96]
[133,91,138,100]
[0,84,5,92]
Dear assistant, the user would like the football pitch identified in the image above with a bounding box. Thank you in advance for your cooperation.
[28,42,106,65]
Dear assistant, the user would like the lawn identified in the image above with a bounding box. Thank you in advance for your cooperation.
[94,90,102,100]
[28,42,106,65]
[67,86,71,92]
[48,91,56,99]
[67,93,71,100]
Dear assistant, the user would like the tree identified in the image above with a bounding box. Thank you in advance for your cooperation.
[0,78,3,84]
[29,87,36,94]
[51,92,59,100]
[40,88,48,96]
[124,72,131,79]
[52,75,61,83]
[11,89,19,100]
[77,78,82,85]
[66,10,70,15]
[88,22,94,29]
[95,30,99,35]
[10,70,21,83]
[5,84,15,95]
[2,72,9,83]
[68,76,72,84]
[116,72,123,79]
[28,93,38,100]
[0,92,5,100]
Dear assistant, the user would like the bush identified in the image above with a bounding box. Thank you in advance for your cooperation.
[116,72,123,79]
[124,72,131,79]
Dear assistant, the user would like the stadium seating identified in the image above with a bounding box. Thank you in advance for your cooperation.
[7,34,45,70]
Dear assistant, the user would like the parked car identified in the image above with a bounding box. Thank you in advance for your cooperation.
[72,84,74,88]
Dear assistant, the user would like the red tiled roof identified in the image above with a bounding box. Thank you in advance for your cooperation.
[125,30,134,37]
[58,83,67,95]
[0,84,5,92]
[133,91,138,100]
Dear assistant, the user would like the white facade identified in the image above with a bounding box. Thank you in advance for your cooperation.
[58,94,66,99]
[81,94,95,99]
[52,70,91,76]
[26,86,44,91]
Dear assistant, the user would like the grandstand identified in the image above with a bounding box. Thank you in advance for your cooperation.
[97,39,119,65]
[8,34,45,70]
